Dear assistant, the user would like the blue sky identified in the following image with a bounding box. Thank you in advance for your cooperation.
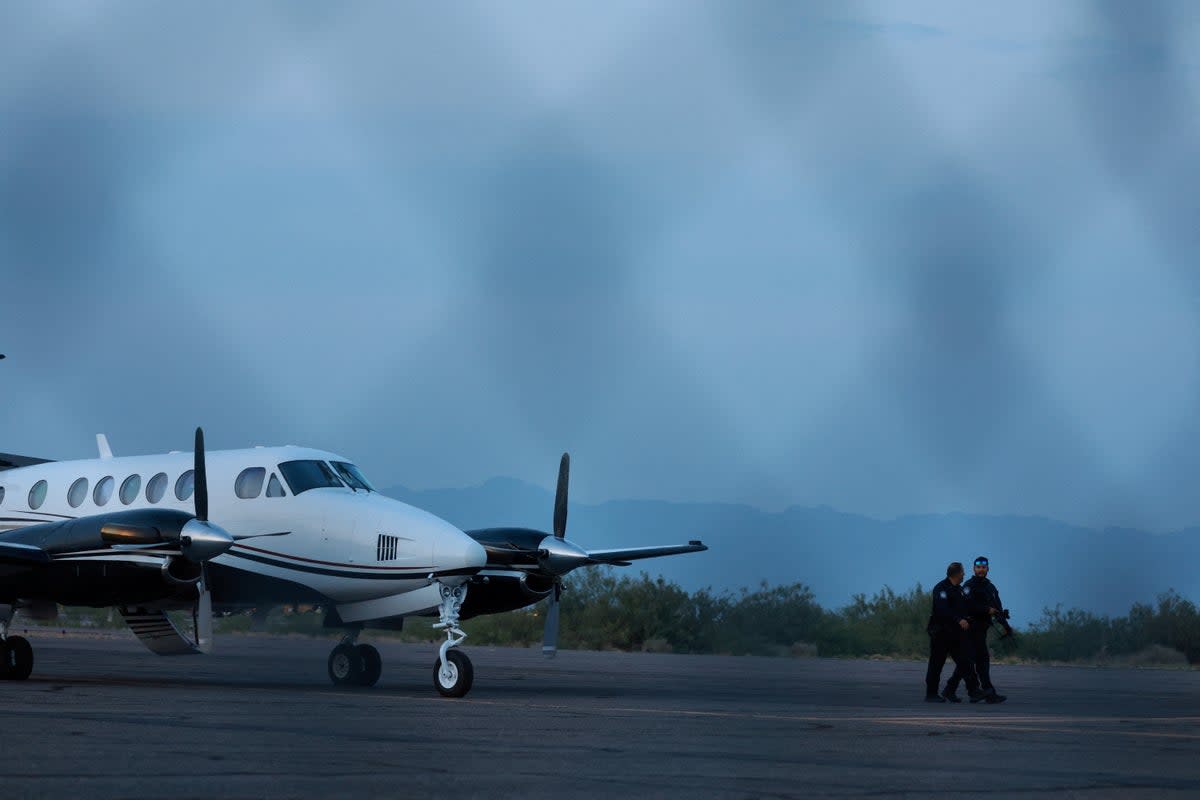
[3,2,1200,530]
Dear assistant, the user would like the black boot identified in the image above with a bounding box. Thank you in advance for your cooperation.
[941,686,962,703]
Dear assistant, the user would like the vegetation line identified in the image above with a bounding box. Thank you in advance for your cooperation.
[47,570,1200,666]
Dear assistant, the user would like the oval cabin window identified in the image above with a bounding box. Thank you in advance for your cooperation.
[68,477,89,508]
[120,474,141,505]
[146,472,168,504]
[94,476,115,506]
[28,479,48,510]
[175,470,195,502]
[235,467,266,499]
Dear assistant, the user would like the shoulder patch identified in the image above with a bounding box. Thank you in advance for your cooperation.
[963,587,971,595]
[939,591,947,599]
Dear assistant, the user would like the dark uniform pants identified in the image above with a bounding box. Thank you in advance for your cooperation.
[926,629,979,697]
[964,622,992,691]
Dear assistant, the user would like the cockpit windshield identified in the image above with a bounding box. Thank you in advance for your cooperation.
[278,460,345,495]
[331,461,376,492]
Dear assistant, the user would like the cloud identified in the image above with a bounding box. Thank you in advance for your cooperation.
[3,3,1200,532]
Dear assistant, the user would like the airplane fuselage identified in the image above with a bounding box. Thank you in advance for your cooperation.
[0,445,485,613]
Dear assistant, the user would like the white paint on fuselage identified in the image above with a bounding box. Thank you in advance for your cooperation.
[0,445,486,605]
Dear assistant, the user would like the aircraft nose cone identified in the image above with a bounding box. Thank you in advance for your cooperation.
[433,525,487,576]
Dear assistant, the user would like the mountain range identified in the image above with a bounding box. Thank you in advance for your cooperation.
[382,478,1200,622]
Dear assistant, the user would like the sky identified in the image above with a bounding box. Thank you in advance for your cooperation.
[3,2,1200,531]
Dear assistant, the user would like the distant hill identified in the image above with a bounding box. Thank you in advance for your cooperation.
[382,478,1200,621]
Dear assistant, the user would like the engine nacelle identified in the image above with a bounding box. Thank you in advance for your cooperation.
[460,572,554,619]
[161,556,203,586]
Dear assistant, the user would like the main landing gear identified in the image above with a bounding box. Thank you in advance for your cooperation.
[327,629,382,688]
[0,604,33,681]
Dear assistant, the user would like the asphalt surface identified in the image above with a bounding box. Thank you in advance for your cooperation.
[1,631,1198,799]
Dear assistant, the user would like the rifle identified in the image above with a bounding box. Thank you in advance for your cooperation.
[991,608,1015,640]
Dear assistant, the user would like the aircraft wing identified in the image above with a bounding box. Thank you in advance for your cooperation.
[0,540,50,565]
[0,452,54,470]
[587,541,708,566]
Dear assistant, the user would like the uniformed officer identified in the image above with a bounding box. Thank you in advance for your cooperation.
[924,562,984,703]
[945,555,1008,704]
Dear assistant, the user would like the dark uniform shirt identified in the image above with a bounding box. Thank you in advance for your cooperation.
[963,575,1002,623]
[929,577,970,633]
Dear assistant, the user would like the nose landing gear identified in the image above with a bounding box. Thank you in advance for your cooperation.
[432,582,473,697]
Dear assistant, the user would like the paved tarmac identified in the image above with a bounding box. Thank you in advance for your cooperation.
[1,630,1198,798]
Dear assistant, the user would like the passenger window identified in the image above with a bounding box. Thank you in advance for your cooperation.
[120,474,141,505]
[28,479,48,510]
[235,467,266,499]
[266,473,286,498]
[68,477,89,508]
[146,472,168,504]
[175,470,195,501]
[94,476,114,506]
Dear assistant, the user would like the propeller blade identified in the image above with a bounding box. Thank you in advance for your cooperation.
[194,565,213,654]
[553,452,569,539]
[194,427,208,523]
[231,531,291,541]
[542,583,561,658]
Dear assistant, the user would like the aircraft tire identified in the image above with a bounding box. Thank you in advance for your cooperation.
[2,636,33,681]
[433,650,473,698]
[327,643,362,686]
[355,644,382,687]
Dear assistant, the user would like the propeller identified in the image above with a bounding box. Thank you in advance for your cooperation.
[185,427,227,653]
[468,452,707,658]
[177,428,235,562]
[542,453,578,658]
[537,454,591,576]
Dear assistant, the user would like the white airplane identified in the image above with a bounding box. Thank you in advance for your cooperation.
[0,428,706,697]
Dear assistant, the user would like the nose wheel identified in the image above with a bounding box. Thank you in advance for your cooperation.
[433,649,473,697]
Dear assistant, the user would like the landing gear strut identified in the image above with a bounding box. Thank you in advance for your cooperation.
[327,628,382,687]
[432,583,473,698]
[0,604,33,681]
